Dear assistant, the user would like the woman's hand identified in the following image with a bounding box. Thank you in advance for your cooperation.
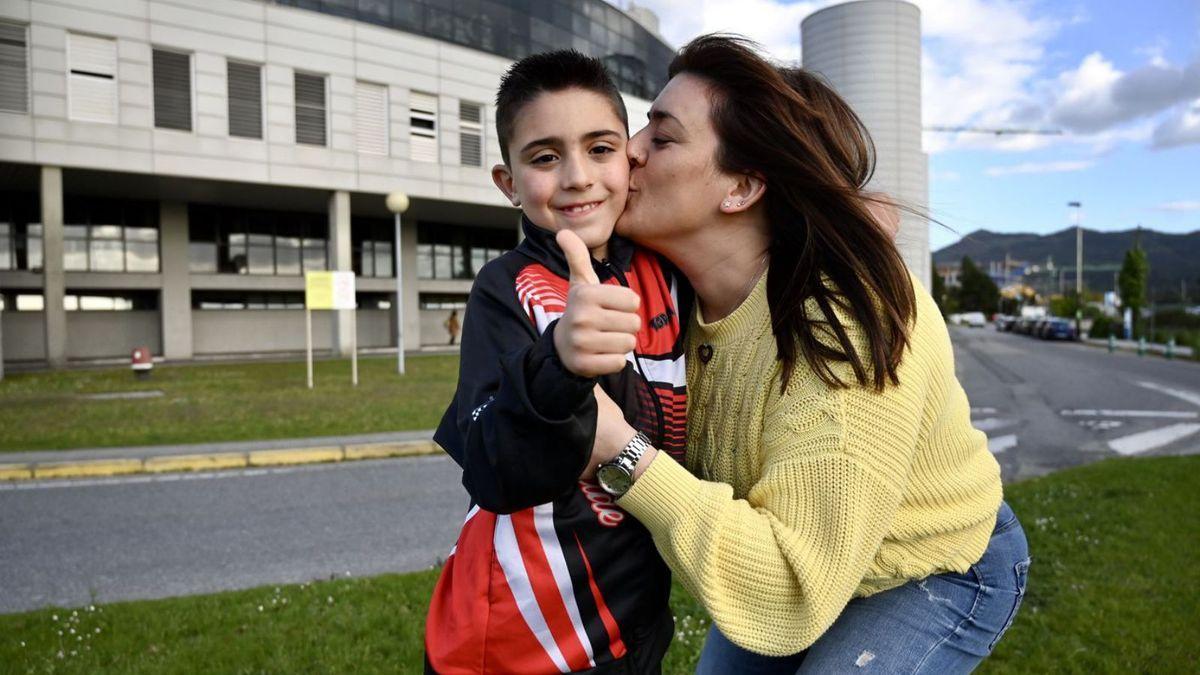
[553,230,642,378]
[582,385,658,482]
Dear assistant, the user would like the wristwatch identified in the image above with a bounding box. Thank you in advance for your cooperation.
[597,431,651,497]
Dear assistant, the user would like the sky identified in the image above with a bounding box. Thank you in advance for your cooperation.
[621,0,1200,251]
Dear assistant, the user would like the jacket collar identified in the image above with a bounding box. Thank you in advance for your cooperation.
[515,214,636,282]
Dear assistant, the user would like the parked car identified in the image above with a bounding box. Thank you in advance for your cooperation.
[994,315,1015,331]
[958,311,987,328]
[1040,317,1077,340]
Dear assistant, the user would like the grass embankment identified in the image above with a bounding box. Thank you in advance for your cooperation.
[0,355,459,453]
[2,455,1196,673]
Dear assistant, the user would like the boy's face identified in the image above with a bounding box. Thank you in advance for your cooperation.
[493,88,629,259]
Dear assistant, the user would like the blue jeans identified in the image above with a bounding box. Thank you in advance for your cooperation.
[696,502,1030,674]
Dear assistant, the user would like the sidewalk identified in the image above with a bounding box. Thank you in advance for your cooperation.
[0,430,441,481]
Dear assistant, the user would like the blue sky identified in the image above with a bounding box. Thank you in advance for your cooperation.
[627,0,1200,250]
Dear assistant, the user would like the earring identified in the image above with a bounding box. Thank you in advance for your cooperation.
[722,200,731,208]
[737,200,745,207]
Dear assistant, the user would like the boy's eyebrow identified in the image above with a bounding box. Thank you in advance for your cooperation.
[519,129,623,155]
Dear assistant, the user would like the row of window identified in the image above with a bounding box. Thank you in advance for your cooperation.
[1,196,515,278]
[0,290,465,312]
[0,22,486,166]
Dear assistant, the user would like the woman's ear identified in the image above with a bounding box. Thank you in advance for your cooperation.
[719,172,767,213]
[492,164,521,207]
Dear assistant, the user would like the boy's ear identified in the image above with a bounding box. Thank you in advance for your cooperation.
[492,164,521,207]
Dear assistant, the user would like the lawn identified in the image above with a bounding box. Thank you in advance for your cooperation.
[1,455,1196,673]
[0,355,460,453]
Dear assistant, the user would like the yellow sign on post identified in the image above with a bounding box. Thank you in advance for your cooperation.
[305,271,356,310]
[304,271,358,389]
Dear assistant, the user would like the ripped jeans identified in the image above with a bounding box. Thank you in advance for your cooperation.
[695,501,1030,674]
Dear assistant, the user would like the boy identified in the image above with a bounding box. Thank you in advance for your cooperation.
[424,51,688,673]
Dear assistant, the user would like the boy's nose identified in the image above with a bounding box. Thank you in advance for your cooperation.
[561,155,593,190]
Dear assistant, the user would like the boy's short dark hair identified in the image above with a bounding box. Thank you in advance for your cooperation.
[495,50,629,165]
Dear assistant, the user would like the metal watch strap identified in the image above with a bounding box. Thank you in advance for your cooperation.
[597,430,650,496]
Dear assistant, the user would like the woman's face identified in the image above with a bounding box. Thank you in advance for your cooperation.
[617,74,731,248]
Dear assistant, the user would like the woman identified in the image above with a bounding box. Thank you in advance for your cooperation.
[561,35,1029,673]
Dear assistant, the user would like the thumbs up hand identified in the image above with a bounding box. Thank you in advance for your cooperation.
[553,230,642,378]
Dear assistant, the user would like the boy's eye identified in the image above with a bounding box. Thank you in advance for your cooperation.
[531,153,558,164]
[651,138,672,148]
[590,145,616,155]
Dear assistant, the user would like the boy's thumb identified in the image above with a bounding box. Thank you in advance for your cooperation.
[557,230,600,286]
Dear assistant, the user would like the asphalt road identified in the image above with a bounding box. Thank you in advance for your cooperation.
[2,328,1198,614]
[951,326,1200,481]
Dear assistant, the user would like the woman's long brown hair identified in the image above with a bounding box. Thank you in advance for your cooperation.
[670,34,916,391]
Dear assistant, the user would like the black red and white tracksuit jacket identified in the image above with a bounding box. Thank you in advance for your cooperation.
[425,216,689,674]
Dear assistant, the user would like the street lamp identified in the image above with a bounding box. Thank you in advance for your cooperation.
[1069,201,1082,337]
[386,190,410,375]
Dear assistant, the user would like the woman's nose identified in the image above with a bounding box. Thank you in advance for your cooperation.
[627,128,647,167]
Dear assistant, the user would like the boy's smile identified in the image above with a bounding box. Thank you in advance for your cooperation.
[492,87,629,260]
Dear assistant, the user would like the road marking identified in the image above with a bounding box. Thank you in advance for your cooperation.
[988,434,1017,454]
[1107,423,1200,456]
[971,407,998,415]
[974,417,1016,432]
[1061,409,1199,419]
[1079,420,1124,430]
[1135,381,1200,408]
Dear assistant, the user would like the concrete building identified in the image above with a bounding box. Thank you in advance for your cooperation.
[801,0,930,286]
[0,0,668,367]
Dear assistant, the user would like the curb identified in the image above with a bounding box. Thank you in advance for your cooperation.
[0,439,441,482]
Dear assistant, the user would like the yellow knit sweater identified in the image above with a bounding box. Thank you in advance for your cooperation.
[618,271,1002,656]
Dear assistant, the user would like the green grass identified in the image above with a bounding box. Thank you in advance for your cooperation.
[0,355,459,452]
[1,455,1196,673]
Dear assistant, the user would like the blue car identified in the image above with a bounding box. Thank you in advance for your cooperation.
[1040,318,1077,341]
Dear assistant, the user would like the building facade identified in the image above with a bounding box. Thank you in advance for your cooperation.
[0,0,665,367]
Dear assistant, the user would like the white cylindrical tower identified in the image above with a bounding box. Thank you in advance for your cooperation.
[801,0,929,286]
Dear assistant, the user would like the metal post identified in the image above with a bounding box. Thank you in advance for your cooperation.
[394,211,405,375]
[306,307,313,389]
[1070,201,1082,337]
[351,308,358,386]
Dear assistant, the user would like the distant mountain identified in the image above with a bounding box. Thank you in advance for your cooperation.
[933,228,1200,301]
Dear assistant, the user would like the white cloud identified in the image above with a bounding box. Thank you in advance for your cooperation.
[984,160,1094,176]
[1154,200,1200,212]
[626,0,1200,153]
[1152,99,1200,149]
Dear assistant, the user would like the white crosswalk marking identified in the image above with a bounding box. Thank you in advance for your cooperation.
[1061,409,1198,420]
[974,417,1016,432]
[1135,381,1200,408]
[1108,423,1200,456]
[987,434,1018,454]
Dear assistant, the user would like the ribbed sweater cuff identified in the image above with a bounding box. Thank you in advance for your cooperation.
[618,451,706,535]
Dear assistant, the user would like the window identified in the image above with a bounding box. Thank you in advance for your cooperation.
[416,222,514,280]
[61,197,159,272]
[294,72,326,146]
[188,204,326,276]
[419,293,468,310]
[67,33,117,123]
[152,48,191,131]
[0,192,40,270]
[352,217,393,278]
[227,60,262,139]
[459,101,483,166]
[62,291,156,311]
[410,91,438,162]
[0,21,28,113]
[192,290,305,310]
[355,81,388,155]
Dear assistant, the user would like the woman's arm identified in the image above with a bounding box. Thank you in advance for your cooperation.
[612,382,925,656]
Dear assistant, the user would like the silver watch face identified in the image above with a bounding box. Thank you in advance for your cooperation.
[597,464,633,496]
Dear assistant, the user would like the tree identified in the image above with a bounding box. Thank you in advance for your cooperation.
[931,259,949,317]
[1118,242,1149,337]
[957,256,1000,316]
